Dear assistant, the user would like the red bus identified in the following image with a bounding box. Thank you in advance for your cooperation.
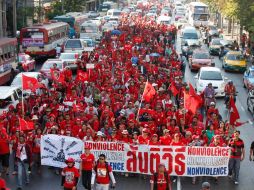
[20,21,69,58]
[0,38,17,85]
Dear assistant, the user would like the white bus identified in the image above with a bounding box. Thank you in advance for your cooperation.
[188,2,209,27]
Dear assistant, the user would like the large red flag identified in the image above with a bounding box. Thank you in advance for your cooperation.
[19,118,34,131]
[50,69,65,83]
[170,82,179,96]
[184,90,200,114]
[22,74,40,92]
[143,82,156,102]
[229,97,240,125]
[76,70,89,82]
[189,83,203,107]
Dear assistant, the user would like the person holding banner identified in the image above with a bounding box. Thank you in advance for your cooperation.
[150,163,172,190]
[80,145,95,190]
[61,158,80,190]
[91,154,116,190]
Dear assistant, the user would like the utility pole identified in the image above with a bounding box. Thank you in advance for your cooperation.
[0,0,3,37]
[13,0,17,37]
[61,0,64,13]
[2,0,6,36]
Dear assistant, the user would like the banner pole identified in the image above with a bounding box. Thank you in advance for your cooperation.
[177,176,182,190]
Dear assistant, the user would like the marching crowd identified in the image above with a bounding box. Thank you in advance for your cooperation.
[0,1,251,190]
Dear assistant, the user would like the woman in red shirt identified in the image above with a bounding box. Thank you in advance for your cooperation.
[170,133,184,146]
[33,128,42,173]
[80,145,95,190]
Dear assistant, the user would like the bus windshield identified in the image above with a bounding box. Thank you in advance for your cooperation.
[113,12,122,16]
[22,31,44,47]
[194,14,209,21]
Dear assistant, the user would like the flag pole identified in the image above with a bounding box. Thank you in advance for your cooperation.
[136,80,148,121]
[21,74,24,118]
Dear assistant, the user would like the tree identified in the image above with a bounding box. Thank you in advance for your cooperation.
[45,0,86,20]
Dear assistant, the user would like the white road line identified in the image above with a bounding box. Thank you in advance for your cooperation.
[241,106,245,111]
[249,119,253,125]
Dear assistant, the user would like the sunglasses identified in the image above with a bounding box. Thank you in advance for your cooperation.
[99,158,105,160]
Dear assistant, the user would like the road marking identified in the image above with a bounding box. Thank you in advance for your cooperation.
[248,119,253,125]
[241,106,245,111]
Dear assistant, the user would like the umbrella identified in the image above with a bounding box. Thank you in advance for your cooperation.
[150,53,160,57]
[111,30,122,35]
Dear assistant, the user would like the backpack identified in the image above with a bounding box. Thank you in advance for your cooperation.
[153,172,169,190]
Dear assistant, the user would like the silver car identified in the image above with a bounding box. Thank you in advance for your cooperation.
[59,53,78,71]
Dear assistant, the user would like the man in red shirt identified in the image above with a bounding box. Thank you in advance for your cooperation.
[80,145,95,190]
[150,163,172,190]
[91,154,116,190]
[61,158,80,190]
[228,130,245,185]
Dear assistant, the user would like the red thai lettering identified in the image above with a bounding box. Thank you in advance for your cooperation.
[175,153,185,175]
[126,151,137,172]
[150,153,160,174]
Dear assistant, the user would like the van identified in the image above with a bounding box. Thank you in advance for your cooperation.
[64,39,87,55]
[0,86,21,114]
[181,26,201,46]
[106,9,122,20]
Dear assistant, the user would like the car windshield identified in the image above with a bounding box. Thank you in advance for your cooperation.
[42,62,62,70]
[65,40,82,48]
[200,71,223,80]
[211,39,221,45]
[183,32,198,39]
[227,54,244,61]
[249,71,254,78]
[81,25,98,33]
[193,53,209,59]
[113,12,121,16]
[59,54,76,60]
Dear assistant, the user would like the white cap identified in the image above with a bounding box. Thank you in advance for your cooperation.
[152,83,158,87]
[97,131,104,136]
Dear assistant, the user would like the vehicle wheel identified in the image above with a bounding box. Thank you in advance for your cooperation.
[247,98,251,112]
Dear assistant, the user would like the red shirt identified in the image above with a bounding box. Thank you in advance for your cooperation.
[80,153,95,171]
[138,135,149,144]
[95,163,113,184]
[150,172,171,190]
[0,133,9,154]
[62,166,80,188]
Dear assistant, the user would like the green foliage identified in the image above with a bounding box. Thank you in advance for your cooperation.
[45,0,86,20]
[203,0,254,32]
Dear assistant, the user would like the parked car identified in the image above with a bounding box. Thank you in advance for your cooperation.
[17,53,36,71]
[189,50,214,71]
[243,66,254,90]
[222,51,247,72]
[247,89,254,115]
[40,59,66,81]
[59,53,79,71]
[195,67,227,97]
[0,86,21,114]
[11,72,49,93]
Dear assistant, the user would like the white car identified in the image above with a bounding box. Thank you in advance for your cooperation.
[0,86,21,114]
[102,22,114,32]
[175,18,188,28]
[194,67,227,97]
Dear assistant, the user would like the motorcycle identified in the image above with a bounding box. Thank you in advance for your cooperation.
[204,95,216,111]
[225,92,238,109]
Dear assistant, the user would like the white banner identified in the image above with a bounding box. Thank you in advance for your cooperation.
[41,135,84,168]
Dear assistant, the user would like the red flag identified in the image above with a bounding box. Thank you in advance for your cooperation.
[119,33,125,42]
[184,90,200,114]
[22,74,39,92]
[229,97,240,125]
[170,82,179,96]
[143,82,156,102]
[19,118,34,131]
[50,69,65,83]
[189,83,203,107]
[76,70,89,82]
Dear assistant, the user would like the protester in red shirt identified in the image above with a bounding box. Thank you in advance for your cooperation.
[150,163,172,190]
[33,128,42,173]
[0,128,10,175]
[91,154,116,190]
[80,145,95,190]
[61,158,80,190]
[138,128,150,144]
[149,134,161,145]
[170,133,184,146]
